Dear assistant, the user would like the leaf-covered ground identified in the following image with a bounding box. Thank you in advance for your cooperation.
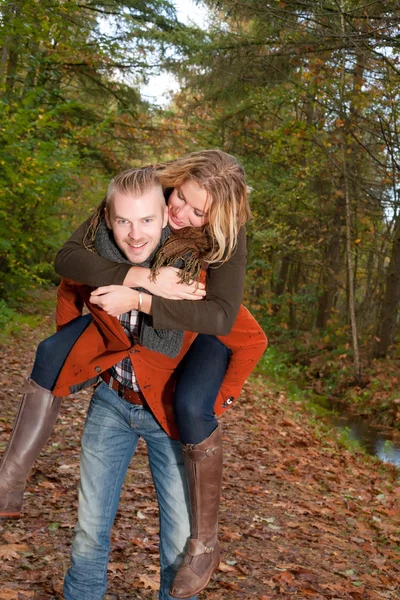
[0,314,399,600]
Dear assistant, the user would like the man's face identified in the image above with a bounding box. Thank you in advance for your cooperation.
[105,186,168,263]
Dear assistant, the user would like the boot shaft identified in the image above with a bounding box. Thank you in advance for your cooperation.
[182,425,223,544]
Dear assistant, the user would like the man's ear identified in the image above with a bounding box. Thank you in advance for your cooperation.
[104,207,112,229]
[162,204,169,228]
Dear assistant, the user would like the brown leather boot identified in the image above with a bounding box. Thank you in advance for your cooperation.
[170,425,223,599]
[0,378,62,518]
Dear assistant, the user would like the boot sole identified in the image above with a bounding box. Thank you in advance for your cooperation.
[0,511,21,519]
[169,561,220,599]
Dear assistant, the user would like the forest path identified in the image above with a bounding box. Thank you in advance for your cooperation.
[0,302,399,600]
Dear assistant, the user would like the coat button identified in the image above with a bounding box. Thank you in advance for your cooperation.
[94,366,102,373]
[222,397,234,408]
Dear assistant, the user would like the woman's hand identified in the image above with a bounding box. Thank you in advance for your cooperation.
[90,286,139,317]
[143,267,206,300]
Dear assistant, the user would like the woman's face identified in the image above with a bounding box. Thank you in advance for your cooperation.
[168,179,209,229]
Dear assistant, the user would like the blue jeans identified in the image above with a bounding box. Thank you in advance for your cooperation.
[63,382,198,600]
[31,314,93,390]
[174,334,231,444]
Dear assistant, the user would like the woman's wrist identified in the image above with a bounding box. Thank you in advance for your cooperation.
[140,293,152,315]
[123,266,149,288]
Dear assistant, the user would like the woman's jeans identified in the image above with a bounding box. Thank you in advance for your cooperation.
[63,383,198,600]
[30,314,93,390]
[174,334,231,444]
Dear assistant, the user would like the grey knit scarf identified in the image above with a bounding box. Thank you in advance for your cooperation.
[95,219,184,358]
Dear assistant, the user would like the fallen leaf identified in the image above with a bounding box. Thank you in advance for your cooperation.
[0,544,30,560]
[0,591,34,600]
[274,570,295,585]
[108,563,126,573]
[218,562,238,573]
[136,574,159,590]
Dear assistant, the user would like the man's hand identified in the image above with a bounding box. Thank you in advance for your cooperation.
[90,286,139,317]
[144,267,206,300]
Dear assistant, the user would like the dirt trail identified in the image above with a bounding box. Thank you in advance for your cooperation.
[0,314,399,600]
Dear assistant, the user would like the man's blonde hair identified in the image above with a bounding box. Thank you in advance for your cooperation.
[106,166,163,212]
[157,149,251,264]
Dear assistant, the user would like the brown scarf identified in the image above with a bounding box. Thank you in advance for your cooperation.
[150,226,213,284]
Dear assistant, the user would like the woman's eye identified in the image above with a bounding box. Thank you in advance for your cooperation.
[117,219,128,225]
[194,211,204,218]
[143,218,153,223]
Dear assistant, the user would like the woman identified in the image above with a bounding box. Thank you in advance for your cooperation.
[0,151,266,598]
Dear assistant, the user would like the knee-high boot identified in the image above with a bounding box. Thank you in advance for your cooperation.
[170,424,223,599]
[0,378,62,518]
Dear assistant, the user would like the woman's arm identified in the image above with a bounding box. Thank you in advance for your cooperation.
[55,217,204,298]
[55,217,247,336]
[151,227,247,336]
[88,228,247,334]
[55,217,132,287]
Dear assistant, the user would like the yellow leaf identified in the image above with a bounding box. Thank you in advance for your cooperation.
[354,238,361,244]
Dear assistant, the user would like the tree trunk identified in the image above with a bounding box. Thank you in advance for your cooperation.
[340,2,361,380]
[316,193,343,329]
[373,214,400,357]
[288,262,300,331]
[2,1,19,96]
[272,255,290,314]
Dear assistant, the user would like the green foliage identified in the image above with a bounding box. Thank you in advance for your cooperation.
[167,0,400,361]
[0,0,200,304]
[0,299,43,343]
[0,93,81,302]
[255,346,306,392]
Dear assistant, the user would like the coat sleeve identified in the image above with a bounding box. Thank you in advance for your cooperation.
[55,213,247,337]
[151,226,247,335]
[56,278,85,331]
[55,216,131,286]
[214,305,268,413]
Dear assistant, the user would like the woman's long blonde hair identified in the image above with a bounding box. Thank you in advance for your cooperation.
[157,149,251,264]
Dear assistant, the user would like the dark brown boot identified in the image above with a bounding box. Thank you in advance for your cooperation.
[0,378,62,518]
[170,425,223,599]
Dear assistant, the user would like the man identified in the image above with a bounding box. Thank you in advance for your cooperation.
[59,168,198,600]
[55,166,267,600]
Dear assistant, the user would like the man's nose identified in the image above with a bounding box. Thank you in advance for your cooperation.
[128,224,142,239]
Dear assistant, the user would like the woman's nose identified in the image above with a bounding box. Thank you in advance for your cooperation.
[176,203,189,218]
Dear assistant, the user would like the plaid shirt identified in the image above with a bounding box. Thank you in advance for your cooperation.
[108,310,140,391]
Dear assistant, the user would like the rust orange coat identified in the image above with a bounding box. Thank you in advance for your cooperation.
[53,279,267,439]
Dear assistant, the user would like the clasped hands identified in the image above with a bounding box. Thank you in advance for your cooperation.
[90,267,206,317]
